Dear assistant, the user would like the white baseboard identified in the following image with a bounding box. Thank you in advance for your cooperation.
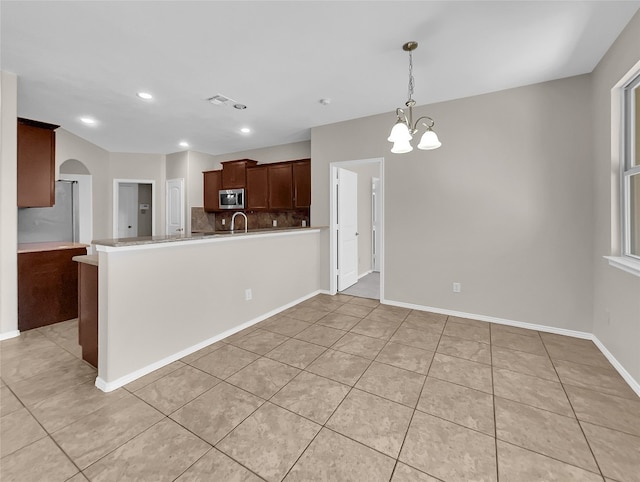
[592,336,640,397]
[95,290,323,393]
[358,270,373,280]
[382,297,639,396]
[382,298,592,339]
[0,330,20,341]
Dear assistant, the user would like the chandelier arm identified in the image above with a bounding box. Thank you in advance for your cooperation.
[413,116,435,130]
[396,108,410,126]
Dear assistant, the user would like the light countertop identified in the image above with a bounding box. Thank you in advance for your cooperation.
[18,242,89,254]
[73,254,98,266]
[93,226,324,248]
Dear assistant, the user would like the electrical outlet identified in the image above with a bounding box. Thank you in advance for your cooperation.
[245,288,252,301]
[222,219,226,225]
[453,282,461,293]
[272,219,277,227]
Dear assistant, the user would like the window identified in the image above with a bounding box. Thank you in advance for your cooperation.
[622,72,640,260]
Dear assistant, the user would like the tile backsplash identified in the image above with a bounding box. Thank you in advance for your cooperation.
[191,207,309,233]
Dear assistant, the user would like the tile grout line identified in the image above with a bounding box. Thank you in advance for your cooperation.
[491,330,610,477]
[490,321,500,482]
[0,377,85,477]
[279,303,409,481]
[192,300,359,481]
[387,313,446,482]
[538,335,606,479]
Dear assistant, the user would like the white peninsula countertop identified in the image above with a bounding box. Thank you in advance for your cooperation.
[93,226,324,249]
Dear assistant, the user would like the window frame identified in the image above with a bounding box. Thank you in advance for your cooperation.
[621,72,640,261]
[606,62,640,277]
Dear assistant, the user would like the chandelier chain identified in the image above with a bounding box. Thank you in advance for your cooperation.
[407,49,415,101]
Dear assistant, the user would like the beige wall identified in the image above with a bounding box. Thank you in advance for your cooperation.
[108,152,166,236]
[185,150,215,210]
[97,230,322,386]
[0,71,18,337]
[208,140,311,168]
[591,10,640,383]
[343,162,381,276]
[312,74,594,333]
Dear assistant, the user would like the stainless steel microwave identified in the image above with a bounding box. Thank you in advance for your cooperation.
[219,189,244,210]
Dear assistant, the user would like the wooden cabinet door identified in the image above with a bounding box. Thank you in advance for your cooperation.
[246,166,268,210]
[268,163,293,210]
[18,247,87,330]
[203,170,222,212]
[292,160,311,208]
[78,262,98,368]
[17,119,58,207]
[221,159,258,189]
[221,162,245,189]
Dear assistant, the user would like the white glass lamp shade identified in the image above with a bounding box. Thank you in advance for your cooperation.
[391,139,413,154]
[417,129,442,150]
[388,120,412,143]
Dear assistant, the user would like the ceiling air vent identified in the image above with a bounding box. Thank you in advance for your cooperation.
[207,94,247,110]
[208,94,231,105]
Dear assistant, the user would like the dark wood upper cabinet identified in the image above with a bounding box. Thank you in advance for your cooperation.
[268,163,293,210]
[292,159,311,208]
[17,118,59,207]
[203,158,310,212]
[246,166,268,210]
[221,159,258,189]
[203,170,222,212]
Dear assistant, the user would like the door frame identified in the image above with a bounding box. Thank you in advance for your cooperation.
[372,176,381,272]
[329,157,384,298]
[113,179,156,238]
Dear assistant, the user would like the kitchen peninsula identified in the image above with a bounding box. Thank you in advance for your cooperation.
[92,227,324,392]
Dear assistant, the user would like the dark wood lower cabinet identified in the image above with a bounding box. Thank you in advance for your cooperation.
[77,261,98,368]
[17,246,87,331]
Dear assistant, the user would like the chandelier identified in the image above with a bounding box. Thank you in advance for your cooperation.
[387,41,442,154]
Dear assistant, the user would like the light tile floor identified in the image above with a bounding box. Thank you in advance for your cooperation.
[1,294,639,481]
[340,272,380,299]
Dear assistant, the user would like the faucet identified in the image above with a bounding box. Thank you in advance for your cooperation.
[230,212,248,233]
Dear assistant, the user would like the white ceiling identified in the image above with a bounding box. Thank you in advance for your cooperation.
[2,1,639,155]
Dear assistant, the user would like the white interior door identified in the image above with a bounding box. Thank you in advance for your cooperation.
[118,183,138,238]
[372,177,381,272]
[338,168,358,291]
[166,178,185,235]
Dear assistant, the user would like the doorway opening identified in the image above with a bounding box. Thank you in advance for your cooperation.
[329,158,384,301]
[113,179,155,238]
[60,159,93,252]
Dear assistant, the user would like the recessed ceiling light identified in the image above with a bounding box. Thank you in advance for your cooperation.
[234,103,247,110]
[179,141,189,148]
[80,117,96,125]
[240,127,251,134]
[137,92,153,100]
